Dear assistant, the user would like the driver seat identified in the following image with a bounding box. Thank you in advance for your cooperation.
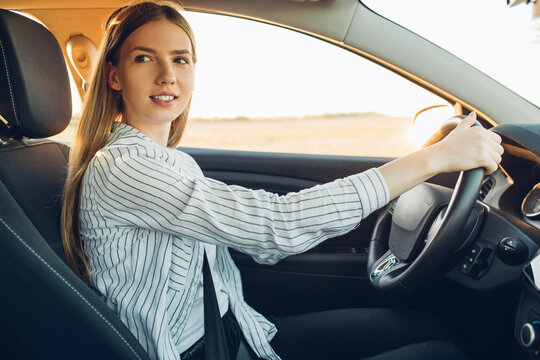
[0,9,150,359]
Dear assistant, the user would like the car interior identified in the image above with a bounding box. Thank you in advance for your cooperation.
[0,1,538,359]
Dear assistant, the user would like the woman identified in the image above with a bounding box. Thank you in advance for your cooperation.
[61,1,503,359]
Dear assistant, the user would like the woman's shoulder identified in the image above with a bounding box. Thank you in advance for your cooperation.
[94,123,172,162]
[87,124,202,177]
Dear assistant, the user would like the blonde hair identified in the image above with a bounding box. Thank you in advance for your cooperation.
[61,0,197,283]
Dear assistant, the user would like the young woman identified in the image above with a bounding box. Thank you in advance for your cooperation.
[61,1,503,360]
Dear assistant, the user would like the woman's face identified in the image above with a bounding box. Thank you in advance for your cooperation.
[108,19,195,133]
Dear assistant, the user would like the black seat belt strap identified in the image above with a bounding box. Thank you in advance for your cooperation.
[203,249,230,360]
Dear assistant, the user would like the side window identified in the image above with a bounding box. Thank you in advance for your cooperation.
[181,12,448,157]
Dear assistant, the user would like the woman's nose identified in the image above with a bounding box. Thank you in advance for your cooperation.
[157,62,175,85]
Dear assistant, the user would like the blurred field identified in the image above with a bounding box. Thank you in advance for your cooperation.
[52,113,417,158]
[182,113,415,157]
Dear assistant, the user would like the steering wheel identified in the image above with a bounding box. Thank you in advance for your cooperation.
[367,119,485,291]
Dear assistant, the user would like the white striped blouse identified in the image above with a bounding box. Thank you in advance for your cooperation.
[79,122,389,360]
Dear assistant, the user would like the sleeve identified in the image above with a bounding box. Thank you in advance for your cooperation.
[91,147,389,264]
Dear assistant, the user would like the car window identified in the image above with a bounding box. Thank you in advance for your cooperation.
[182,12,448,157]
[54,11,449,158]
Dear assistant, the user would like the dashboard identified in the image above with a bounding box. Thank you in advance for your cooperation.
[494,124,540,230]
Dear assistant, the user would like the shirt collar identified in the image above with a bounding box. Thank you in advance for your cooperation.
[109,122,155,144]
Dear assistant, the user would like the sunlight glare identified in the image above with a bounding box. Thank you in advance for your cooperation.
[407,105,455,148]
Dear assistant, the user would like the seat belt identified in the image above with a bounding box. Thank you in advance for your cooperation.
[203,249,230,360]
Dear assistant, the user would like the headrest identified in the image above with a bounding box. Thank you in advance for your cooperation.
[0,9,71,139]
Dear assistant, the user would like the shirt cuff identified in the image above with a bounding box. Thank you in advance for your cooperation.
[347,168,390,219]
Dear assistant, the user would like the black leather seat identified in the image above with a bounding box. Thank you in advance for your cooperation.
[0,9,150,359]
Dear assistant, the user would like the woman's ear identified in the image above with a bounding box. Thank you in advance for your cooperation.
[107,61,122,91]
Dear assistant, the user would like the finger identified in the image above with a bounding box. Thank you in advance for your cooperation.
[479,147,499,174]
[487,147,503,165]
[488,130,502,144]
[483,131,504,154]
[484,160,498,175]
[492,142,504,156]
[456,112,476,129]
[479,147,502,175]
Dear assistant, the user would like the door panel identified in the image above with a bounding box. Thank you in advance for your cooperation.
[184,147,459,315]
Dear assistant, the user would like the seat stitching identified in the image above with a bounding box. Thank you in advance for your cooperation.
[0,38,19,127]
[0,216,144,360]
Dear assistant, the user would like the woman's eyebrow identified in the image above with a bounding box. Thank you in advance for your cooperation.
[130,46,191,56]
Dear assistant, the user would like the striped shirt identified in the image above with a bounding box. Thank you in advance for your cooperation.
[80,122,389,360]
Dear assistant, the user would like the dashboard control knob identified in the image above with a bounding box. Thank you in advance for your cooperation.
[521,322,540,348]
[497,237,528,266]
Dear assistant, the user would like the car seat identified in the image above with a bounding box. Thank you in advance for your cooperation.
[0,9,150,359]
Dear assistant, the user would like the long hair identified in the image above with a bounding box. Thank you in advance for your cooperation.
[61,0,197,283]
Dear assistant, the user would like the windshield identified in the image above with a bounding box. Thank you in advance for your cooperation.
[362,0,540,108]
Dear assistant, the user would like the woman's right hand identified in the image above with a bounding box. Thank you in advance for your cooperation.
[379,112,504,200]
[426,112,504,175]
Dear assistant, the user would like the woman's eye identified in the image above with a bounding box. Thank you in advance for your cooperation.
[134,55,150,63]
[174,57,188,64]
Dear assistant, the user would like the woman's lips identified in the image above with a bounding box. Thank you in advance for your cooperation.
[150,95,177,107]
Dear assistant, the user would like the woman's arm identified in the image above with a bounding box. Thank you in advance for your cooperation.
[379,112,503,200]
[91,146,387,264]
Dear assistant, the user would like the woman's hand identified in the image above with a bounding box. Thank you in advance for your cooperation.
[426,112,504,175]
[379,112,504,200]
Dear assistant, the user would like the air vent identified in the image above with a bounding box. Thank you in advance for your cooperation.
[478,176,494,201]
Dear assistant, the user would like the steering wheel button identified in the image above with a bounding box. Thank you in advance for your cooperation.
[460,261,472,274]
[466,243,482,260]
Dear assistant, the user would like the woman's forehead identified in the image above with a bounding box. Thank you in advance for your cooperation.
[122,19,192,53]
